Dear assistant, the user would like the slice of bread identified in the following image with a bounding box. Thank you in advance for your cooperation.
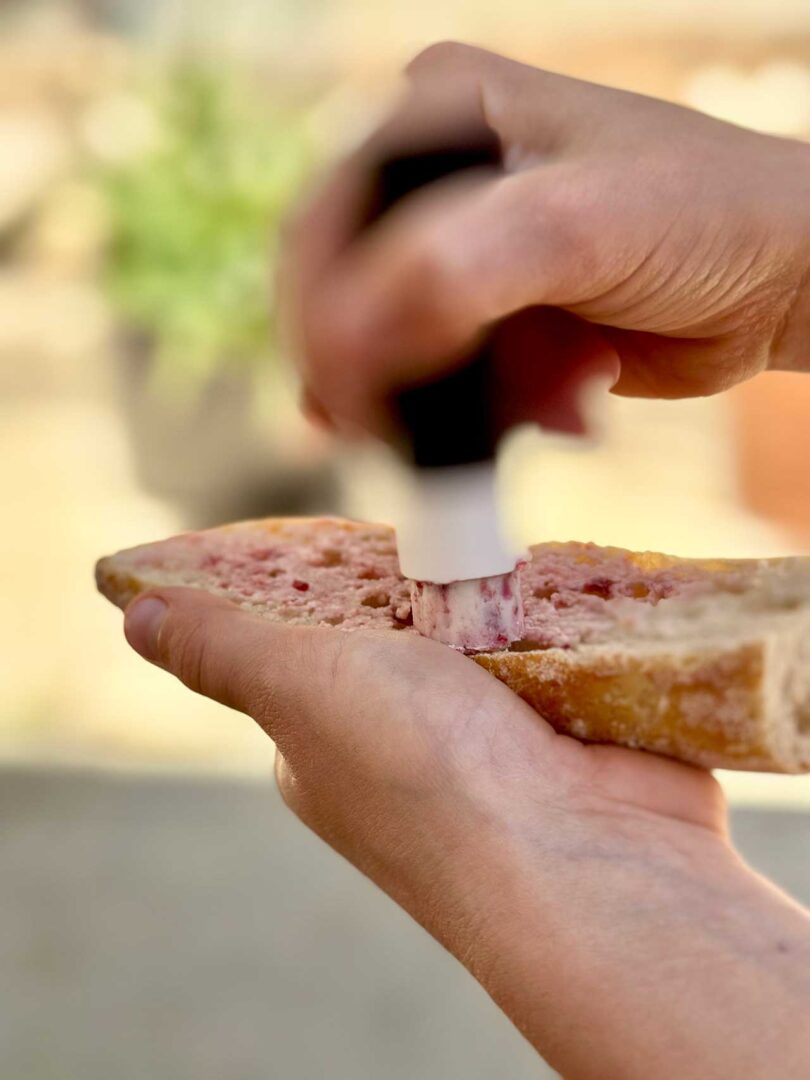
[96,517,810,774]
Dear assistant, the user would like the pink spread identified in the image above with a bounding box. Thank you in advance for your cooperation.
[516,544,720,649]
[131,523,414,634]
[129,525,739,654]
[409,567,525,651]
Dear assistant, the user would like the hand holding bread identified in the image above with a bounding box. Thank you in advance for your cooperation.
[284,43,810,437]
[102,532,810,1079]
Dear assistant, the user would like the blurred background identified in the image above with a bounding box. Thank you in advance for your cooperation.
[1,2,809,1078]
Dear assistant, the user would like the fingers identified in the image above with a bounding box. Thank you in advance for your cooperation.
[282,43,604,432]
[300,162,601,429]
[608,329,767,399]
[281,83,495,422]
[405,41,600,153]
[279,157,368,382]
[582,743,729,836]
[492,308,620,434]
[123,587,345,747]
[405,40,499,84]
[279,64,486,384]
[284,41,779,430]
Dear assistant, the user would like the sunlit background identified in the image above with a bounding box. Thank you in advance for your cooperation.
[1,3,809,1079]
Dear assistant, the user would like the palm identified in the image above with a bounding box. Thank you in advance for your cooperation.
[278,630,727,855]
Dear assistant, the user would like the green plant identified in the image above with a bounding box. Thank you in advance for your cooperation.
[98,66,314,396]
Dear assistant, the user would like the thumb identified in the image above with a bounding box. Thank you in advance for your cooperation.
[123,587,343,744]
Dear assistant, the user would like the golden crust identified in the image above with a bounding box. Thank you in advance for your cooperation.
[95,563,140,609]
[473,643,778,772]
[96,517,810,774]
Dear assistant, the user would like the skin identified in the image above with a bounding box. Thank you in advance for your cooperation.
[124,590,810,1079]
[123,46,810,1077]
[284,42,810,436]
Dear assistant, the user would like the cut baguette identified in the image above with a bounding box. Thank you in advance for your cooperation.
[96,517,810,774]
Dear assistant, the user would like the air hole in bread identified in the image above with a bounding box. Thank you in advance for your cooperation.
[361,591,390,609]
[582,578,613,599]
[630,582,651,599]
[358,567,383,581]
[533,586,556,600]
[322,614,345,626]
[267,568,283,578]
[250,549,276,561]
[311,548,344,567]
[775,596,802,611]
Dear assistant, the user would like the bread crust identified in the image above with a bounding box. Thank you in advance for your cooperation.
[474,644,774,771]
[96,517,810,774]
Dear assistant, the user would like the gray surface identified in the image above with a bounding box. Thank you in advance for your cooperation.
[0,770,808,1080]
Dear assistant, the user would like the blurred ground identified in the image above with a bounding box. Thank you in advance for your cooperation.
[1,767,808,1080]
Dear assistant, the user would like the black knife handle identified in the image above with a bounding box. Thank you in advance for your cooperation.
[363,129,503,469]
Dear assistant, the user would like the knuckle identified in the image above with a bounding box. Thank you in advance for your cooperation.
[163,615,211,695]
[402,238,446,299]
[397,237,467,339]
[242,665,288,737]
[245,628,341,746]
[534,203,606,303]
[274,755,324,835]
[406,40,474,78]
[541,185,602,274]
[274,754,303,814]
[309,291,361,363]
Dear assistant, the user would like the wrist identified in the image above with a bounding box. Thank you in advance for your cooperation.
[410,795,809,1079]
[391,775,724,978]
[435,797,734,972]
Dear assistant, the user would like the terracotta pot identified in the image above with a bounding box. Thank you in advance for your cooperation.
[730,372,810,546]
[116,330,338,527]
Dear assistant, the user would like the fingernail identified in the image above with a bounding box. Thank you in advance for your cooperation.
[125,596,168,663]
